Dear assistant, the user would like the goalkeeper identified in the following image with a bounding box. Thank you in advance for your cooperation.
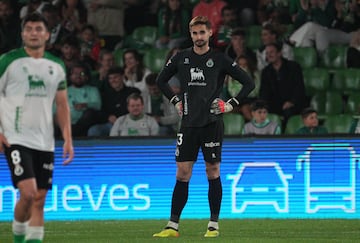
[153,16,254,238]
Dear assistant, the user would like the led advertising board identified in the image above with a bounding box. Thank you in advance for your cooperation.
[1,137,360,221]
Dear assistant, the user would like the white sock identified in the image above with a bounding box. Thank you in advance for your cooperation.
[166,221,179,230]
[26,226,44,241]
[12,220,28,235]
[208,221,219,230]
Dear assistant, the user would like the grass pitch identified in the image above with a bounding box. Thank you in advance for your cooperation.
[0,219,359,242]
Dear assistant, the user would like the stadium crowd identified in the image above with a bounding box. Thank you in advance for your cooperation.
[1,0,360,137]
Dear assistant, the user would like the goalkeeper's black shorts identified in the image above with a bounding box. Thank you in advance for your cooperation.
[175,120,224,163]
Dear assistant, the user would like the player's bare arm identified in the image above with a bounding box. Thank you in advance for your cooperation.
[55,89,74,165]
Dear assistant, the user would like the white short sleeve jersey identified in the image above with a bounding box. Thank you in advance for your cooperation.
[0,48,67,152]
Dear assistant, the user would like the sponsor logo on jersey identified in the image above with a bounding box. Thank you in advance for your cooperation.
[189,67,206,86]
[190,67,205,81]
[26,75,47,97]
[43,163,54,171]
[204,142,220,148]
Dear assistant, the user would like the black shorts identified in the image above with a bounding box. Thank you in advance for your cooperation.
[5,145,54,189]
[175,120,224,163]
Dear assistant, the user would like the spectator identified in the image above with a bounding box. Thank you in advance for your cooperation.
[66,62,102,137]
[257,0,291,25]
[259,42,306,124]
[110,93,159,136]
[349,117,360,134]
[332,0,360,33]
[123,49,151,103]
[88,66,141,136]
[145,73,180,135]
[54,0,87,34]
[256,23,294,71]
[42,4,70,56]
[78,24,102,69]
[225,0,257,26]
[59,34,81,72]
[155,0,190,49]
[192,0,228,41]
[289,0,336,29]
[89,49,115,91]
[87,0,125,50]
[215,5,238,50]
[0,0,21,54]
[287,0,355,54]
[224,28,257,65]
[242,99,281,135]
[296,107,328,134]
[347,30,360,68]
[224,55,260,121]
[19,0,47,19]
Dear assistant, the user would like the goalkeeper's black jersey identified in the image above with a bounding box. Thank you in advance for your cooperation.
[157,47,254,127]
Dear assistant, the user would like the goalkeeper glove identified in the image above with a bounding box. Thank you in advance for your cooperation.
[170,95,183,116]
[210,97,239,115]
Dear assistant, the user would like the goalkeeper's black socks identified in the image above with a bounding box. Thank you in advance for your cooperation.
[208,176,222,222]
[170,180,189,223]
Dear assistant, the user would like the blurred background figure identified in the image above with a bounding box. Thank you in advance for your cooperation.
[0,0,21,54]
[87,0,125,50]
[110,93,159,136]
[155,0,190,49]
[42,3,70,56]
[54,0,87,34]
[145,73,180,136]
[88,66,141,137]
[259,42,306,125]
[65,62,101,137]
[296,107,328,134]
[242,99,281,135]
[224,55,260,121]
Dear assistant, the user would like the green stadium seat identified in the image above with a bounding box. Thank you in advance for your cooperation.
[332,68,360,95]
[267,113,282,133]
[321,44,348,69]
[245,25,262,50]
[323,114,353,134]
[310,91,343,118]
[325,91,344,115]
[293,47,317,69]
[143,48,170,73]
[285,115,303,134]
[113,48,125,67]
[223,113,244,135]
[302,68,330,96]
[345,93,360,114]
[131,26,158,49]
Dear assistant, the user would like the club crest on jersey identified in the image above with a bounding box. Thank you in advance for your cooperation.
[206,58,214,67]
[49,66,54,75]
[190,67,205,81]
[184,58,189,64]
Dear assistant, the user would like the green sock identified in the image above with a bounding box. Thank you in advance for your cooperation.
[25,240,42,243]
[13,234,25,243]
